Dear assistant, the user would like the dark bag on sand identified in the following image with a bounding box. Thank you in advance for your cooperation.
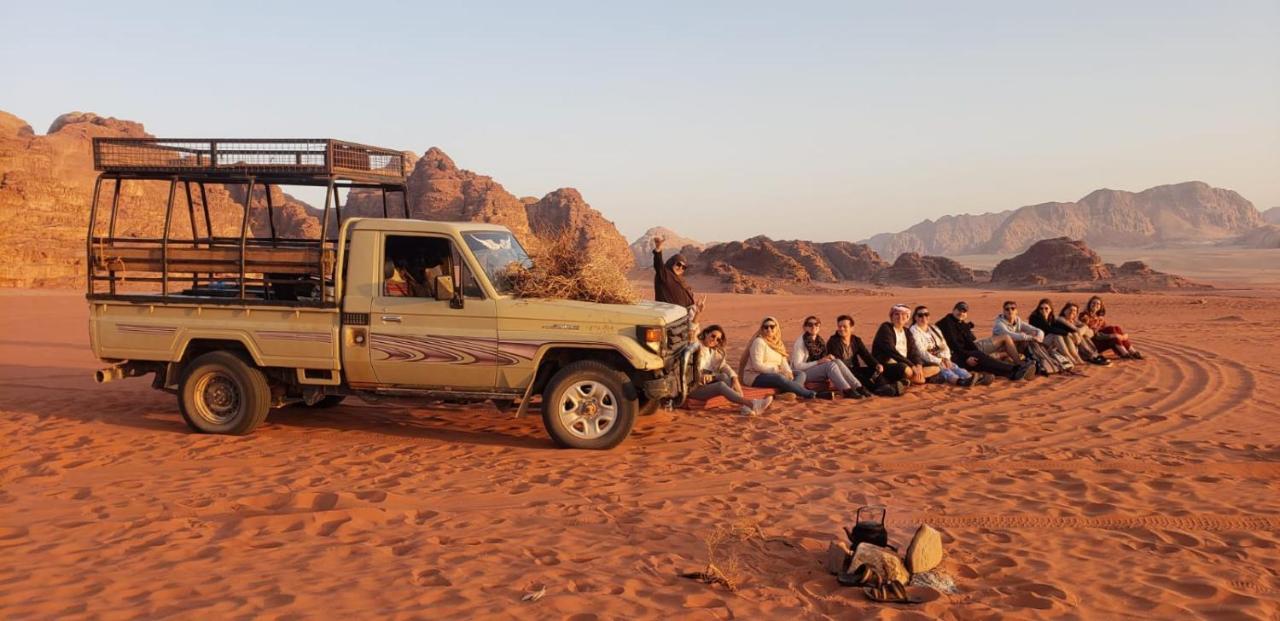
[1026,341,1065,375]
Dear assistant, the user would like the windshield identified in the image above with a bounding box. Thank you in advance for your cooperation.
[463,231,532,295]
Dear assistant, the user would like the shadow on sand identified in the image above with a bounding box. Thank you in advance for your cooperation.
[0,363,553,450]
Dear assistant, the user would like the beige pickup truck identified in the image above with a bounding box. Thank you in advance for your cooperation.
[86,138,693,449]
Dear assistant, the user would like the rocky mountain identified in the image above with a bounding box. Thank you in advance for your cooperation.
[876,253,978,287]
[684,236,890,284]
[1262,207,1280,225]
[0,111,315,288]
[862,181,1263,259]
[862,211,1012,260]
[343,148,632,270]
[990,237,1199,290]
[629,226,705,267]
[1237,225,1280,249]
[1,109,634,287]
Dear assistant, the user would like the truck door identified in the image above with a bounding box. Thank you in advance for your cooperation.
[368,233,498,389]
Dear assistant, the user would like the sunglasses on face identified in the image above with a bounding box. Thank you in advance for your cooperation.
[674,263,687,269]
[762,323,777,329]
[804,322,819,328]
[1004,306,1017,312]
[706,333,722,342]
[915,312,930,318]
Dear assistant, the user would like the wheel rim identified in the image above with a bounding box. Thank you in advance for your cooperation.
[557,380,618,440]
[193,371,241,425]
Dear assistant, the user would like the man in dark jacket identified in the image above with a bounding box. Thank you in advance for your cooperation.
[652,236,704,315]
[871,304,926,385]
[936,301,1033,381]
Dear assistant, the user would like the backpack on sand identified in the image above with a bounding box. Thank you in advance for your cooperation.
[1025,341,1065,375]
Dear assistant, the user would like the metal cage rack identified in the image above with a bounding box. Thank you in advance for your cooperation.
[86,138,414,307]
[93,138,407,184]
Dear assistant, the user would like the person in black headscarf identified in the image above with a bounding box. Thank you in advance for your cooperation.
[653,236,705,316]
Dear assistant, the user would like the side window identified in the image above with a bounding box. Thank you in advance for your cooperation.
[456,249,484,299]
[382,235,453,299]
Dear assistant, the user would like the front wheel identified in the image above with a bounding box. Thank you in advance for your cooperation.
[541,361,637,449]
[178,351,271,435]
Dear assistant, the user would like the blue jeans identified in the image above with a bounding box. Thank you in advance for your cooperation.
[751,371,816,398]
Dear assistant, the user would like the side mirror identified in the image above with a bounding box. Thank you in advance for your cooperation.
[434,276,455,302]
[449,260,464,309]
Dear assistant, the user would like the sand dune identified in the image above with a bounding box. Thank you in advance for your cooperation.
[2,288,1279,619]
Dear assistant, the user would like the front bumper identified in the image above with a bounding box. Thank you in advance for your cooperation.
[641,343,696,403]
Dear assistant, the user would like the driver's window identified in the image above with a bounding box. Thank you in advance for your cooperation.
[382,235,453,299]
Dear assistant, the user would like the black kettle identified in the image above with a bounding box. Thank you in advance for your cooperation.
[844,505,888,550]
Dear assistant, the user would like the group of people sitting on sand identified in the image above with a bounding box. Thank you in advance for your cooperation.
[652,237,1143,416]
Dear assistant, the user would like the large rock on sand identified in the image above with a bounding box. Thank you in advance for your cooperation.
[904,524,944,574]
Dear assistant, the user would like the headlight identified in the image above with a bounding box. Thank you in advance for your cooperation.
[636,325,663,353]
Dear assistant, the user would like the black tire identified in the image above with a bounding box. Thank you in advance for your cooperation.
[541,360,637,450]
[177,351,271,435]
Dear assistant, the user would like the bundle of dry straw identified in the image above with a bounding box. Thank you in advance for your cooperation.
[502,234,638,305]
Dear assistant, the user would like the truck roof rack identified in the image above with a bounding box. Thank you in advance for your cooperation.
[92,138,407,185]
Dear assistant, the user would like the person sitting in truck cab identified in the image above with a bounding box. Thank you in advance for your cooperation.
[384,261,416,297]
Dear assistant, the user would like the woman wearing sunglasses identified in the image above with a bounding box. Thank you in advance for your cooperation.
[1029,298,1089,369]
[908,305,985,386]
[689,325,773,415]
[737,316,820,399]
[1059,302,1110,366]
[791,315,869,399]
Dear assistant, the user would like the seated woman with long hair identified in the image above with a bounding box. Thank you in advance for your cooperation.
[791,315,866,399]
[908,305,984,386]
[1082,296,1143,360]
[1058,302,1109,366]
[689,325,772,415]
[1029,298,1088,369]
[738,316,821,399]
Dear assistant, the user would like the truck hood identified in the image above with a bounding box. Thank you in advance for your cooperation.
[500,298,690,326]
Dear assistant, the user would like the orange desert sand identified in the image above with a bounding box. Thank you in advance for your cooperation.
[2,286,1280,620]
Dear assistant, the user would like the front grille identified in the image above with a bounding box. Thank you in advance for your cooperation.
[666,317,690,350]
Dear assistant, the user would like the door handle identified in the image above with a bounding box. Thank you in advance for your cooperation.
[380,315,402,323]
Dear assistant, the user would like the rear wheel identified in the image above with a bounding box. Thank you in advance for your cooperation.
[541,361,637,450]
[178,351,271,435]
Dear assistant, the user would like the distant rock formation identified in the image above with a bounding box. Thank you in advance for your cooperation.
[862,211,1012,260]
[0,110,315,288]
[524,188,632,269]
[991,237,1199,290]
[1236,224,1280,249]
[877,252,977,287]
[689,236,890,284]
[0,107,635,288]
[1261,207,1280,225]
[862,181,1263,258]
[629,226,705,267]
[343,148,633,269]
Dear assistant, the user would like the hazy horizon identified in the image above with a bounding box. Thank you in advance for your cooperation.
[4,1,1277,243]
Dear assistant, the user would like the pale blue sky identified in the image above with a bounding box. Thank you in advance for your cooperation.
[4,1,1277,242]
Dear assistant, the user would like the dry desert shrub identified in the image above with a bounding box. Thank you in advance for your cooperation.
[502,232,638,305]
[680,511,772,591]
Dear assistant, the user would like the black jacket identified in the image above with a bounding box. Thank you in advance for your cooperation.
[936,313,977,361]
[872,322,920,366]
[652,250,695,307]
[827,333,877,372]
[1030,311,1073,337]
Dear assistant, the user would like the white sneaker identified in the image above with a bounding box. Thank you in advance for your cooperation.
[753,396,773,414]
